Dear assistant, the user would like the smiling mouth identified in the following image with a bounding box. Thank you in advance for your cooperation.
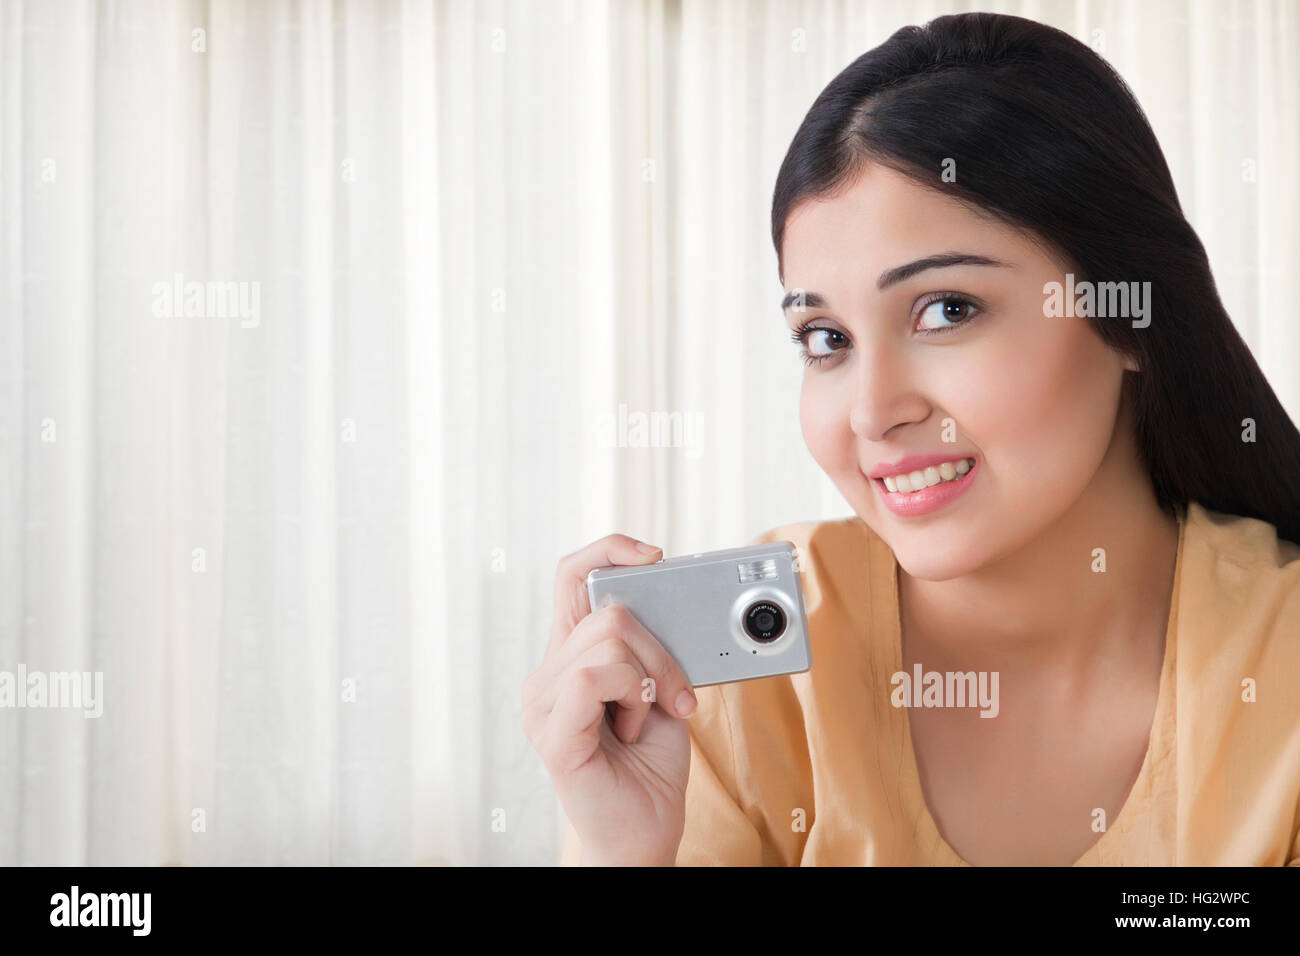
[874,457,975,494]
[869,456,980,516]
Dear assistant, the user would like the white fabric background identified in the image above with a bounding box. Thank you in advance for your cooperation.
[0,0,1295,865]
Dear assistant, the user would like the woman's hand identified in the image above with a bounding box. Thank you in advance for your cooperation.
[522,534,698,866]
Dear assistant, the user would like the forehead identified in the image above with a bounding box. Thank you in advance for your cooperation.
[781,163,1043,291]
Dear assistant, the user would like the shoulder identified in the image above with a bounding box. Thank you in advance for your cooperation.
[1180,500,1300,643]
[1175,502,1300,861]
[1179,500,1300,672]
[1177,501,1300,731]
[1185,500,1300,571]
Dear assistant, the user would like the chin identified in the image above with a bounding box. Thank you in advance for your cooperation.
[889,546,981,582]
[851,496,990,581]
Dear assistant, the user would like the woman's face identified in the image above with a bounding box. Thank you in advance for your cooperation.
[781,162,1137,580]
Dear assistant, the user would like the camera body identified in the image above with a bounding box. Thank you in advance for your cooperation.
[585,541,812,688]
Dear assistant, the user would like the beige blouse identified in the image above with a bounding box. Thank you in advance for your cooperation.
[561,501,1300,865]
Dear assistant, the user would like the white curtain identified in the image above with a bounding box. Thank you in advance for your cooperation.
[0,0,1295,866]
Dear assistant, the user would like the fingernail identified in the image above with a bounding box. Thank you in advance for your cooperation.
[675,689,697,717]
[635,541,662,555]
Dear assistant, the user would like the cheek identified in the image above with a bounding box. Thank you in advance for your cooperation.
[799,375,854,473]
[977,318,1122,483]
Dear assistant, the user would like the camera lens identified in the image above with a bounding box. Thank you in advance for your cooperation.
[743,601,786,643]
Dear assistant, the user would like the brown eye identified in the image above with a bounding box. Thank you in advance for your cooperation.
[916,296,979,334]
[790,323,849,368]
[805,328,846,356]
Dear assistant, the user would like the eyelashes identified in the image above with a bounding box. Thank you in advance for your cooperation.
[789,292,982,368]
[789,324,845,368]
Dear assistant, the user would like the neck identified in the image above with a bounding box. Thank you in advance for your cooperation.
[899,425,1181,677]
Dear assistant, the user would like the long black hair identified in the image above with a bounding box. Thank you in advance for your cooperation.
[771,12,1300,546]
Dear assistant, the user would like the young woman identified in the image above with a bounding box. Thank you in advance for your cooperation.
[524,12,1300,866]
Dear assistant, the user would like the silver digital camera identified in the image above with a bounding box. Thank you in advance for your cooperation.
[585,541,812,688]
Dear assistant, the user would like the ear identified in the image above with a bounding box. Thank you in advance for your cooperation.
[1122,354,1141,373]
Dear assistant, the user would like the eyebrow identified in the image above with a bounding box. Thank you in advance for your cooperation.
[780,253,1011,312]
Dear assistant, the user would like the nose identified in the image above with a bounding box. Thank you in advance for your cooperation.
[847,342,930,441]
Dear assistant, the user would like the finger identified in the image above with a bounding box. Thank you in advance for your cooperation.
[548,604,696,720]
[524,636,651,743]
[545,632,654,743]
[551,534,662,648]
[539,661,647,776]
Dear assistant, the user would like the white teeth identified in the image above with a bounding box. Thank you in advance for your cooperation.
[880,458,974,494]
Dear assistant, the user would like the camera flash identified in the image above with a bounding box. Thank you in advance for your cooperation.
[737,559,778,584]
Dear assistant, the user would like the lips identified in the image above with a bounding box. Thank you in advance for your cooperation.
[868,452,977,480]
[869,455,979,517]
